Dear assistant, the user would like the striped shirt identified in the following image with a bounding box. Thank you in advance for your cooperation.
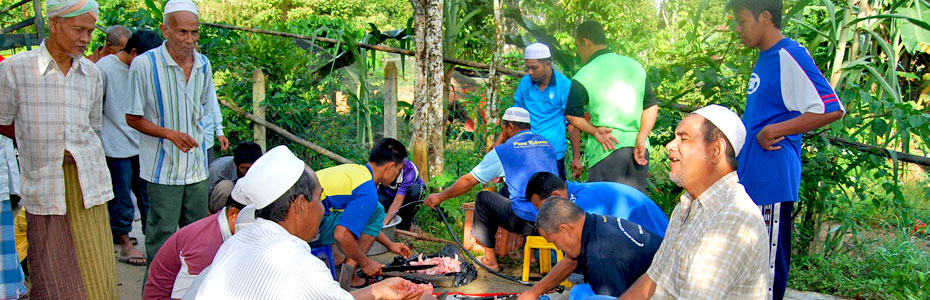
[128,43,218,185]
[0,41,114,215]
[647,172,771,300]
[186,218,353,299]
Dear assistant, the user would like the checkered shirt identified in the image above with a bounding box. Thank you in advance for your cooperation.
[647,172,772,299]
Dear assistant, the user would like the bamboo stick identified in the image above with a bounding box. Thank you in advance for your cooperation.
[395,229,456,245]
[219,98,355,164]
[202,22,528,78]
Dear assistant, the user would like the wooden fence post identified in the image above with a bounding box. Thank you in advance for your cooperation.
[384,61,398,139]
[252,68,267,152]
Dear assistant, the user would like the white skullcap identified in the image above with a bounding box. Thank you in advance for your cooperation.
[47,0,99,20]
[693,104,747,156]
[231,146,305,209]
[164,0,198,16]
[502,107,531,124]
[524,43,551,60]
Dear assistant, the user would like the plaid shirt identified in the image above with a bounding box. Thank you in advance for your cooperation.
[0,41,114,215]
[647,172,771,299]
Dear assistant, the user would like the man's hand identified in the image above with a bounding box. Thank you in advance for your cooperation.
[388,241,412,258]
[360,258,384,277]
[571,157,583,179]
[371,277,424,300]
[218,135,229,151]
[424,193,443,208]
[165,130,199,152]
[756,125,784,151]
[633,140,648,166]
[594,127,618,151]
[516,290,542,300]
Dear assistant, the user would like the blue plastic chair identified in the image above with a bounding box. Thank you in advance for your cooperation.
[311,245,337,280]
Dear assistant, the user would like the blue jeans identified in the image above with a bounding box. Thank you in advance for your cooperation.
[106,156,148,236]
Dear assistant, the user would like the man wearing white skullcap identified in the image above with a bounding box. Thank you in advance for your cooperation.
[619,105,771,300]
[187,146,435,300]
[506,42,573,179]
[0,0,118,298]
[425,107,558,270]
[127,0,227,264]
[144,172,252,299]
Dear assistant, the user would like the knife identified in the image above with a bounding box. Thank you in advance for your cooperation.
[358,264,438,278]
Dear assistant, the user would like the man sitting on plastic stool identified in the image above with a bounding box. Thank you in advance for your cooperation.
[424,107,558,271]
[518,197,662,300]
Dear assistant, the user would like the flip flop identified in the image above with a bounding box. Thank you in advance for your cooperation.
[118,256,146,266]
[113,236,138,246]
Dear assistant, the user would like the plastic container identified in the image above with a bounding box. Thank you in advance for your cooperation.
[367,215,402,255]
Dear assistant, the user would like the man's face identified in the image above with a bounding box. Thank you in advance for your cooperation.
[539,227,579,258]
[161,11,200,57]
[573,37,592,64]
[107,35,129,56]
[734,9,764,49]
[666,114,713,189]
[530,189,568,209]
[525,59,551,84]
[49,15,96,57]
[237,163,253,178]
[302,186,325,241]
[381,161,403,186]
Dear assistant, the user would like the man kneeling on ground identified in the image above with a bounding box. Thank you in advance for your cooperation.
[424,107,558,271]
[187,146,434,299]
[207,141,262,213]
[525,172,669,237]
[144,187,250,299]
[518,197,662,300]
[312,138,414,287]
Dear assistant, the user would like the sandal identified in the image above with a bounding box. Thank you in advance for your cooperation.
[118,256,146,266]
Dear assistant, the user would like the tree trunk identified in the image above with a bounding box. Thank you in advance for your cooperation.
[410,0,445,181]
[485,0,504,148]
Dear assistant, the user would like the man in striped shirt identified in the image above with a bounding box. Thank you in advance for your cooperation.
[0,0,118,298]
[126,0,217,263]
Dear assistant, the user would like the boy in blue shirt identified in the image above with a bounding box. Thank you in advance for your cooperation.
[728,0,845,298]
[525,172,668,238]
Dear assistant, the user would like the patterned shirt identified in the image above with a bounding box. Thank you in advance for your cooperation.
[0,41,114,215]
[186,218,353,299]
[647,172,771,299]
[128,43,218,185]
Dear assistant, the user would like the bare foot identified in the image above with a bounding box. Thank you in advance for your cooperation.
[479,255,500,271]
[119,243,146,266]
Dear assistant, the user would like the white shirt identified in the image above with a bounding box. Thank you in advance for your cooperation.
[201,95,223,149]
[97,54,140,158]
[0,41,114,215]
[185,218,353,299]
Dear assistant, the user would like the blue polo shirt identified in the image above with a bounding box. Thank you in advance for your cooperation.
[577,213,662,296]
[738,38,845,206]
[316,164,379,238]
[513,68,571,160]
[567,181,669,237]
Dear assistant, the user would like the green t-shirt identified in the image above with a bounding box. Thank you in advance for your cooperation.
[567,50,653,167]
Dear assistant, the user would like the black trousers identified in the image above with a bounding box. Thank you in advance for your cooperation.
[377,183,424,230]
[472,191,537,248]
[587,147,648,193]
